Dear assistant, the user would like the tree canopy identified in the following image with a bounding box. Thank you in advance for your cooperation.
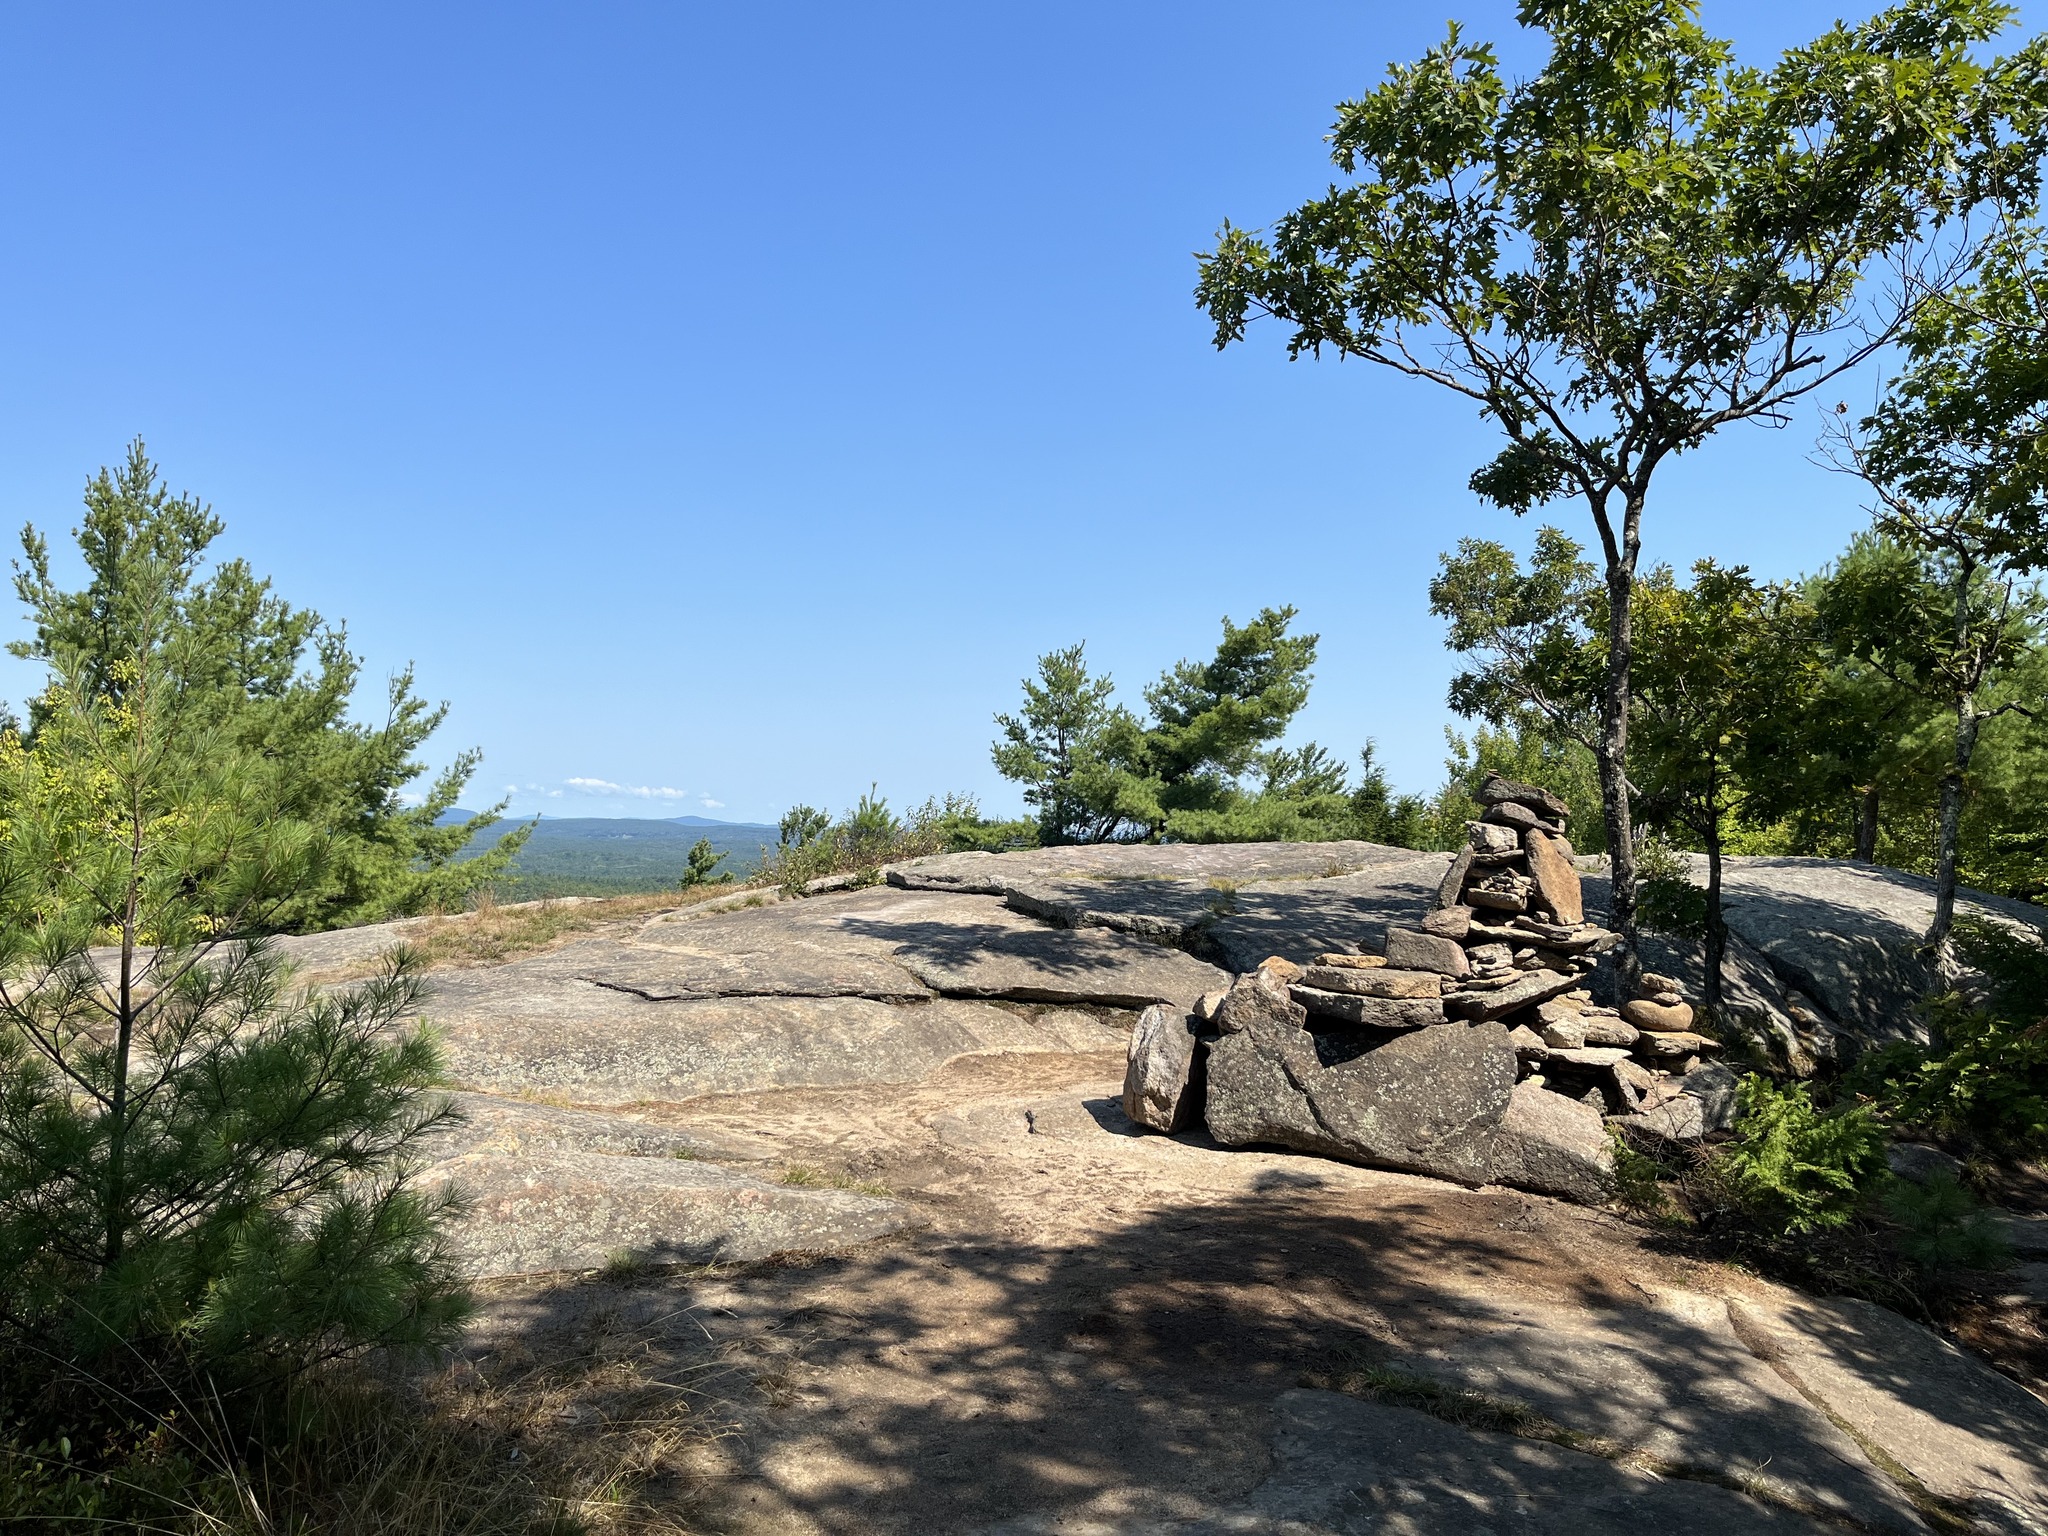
[9,443,524,931]
[1198,0,2048,972]
[992,610,1426,847]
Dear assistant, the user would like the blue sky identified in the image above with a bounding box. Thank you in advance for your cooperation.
[0,1,2008,823]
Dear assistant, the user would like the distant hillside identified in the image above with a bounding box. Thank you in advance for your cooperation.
[442,811,778,896]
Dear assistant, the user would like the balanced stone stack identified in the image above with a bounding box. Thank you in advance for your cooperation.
[1120,773,1735,1206]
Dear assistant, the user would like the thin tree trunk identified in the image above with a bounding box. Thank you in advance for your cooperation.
[1597,502,1643,990]
[1927,706,1979,951]
[1854,784,1880,862]
[104,814,141,1271]
[1703,823,1727,1015]
[1927,558,1986,953]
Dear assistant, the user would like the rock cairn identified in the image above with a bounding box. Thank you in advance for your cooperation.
[1122,772,1737,1205]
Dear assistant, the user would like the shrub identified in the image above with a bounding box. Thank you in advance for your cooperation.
[758,789,1035,893]
[1634,836,1710,940]
[1882,1171,2012,1276]
[1859,918,2048,1153]
[678,836,731,889]
[1716,1076,1889,1234]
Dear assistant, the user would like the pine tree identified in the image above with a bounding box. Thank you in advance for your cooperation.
[9,442,526,931]
[0,512,469,1396]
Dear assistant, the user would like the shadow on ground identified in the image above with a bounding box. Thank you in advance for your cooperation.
[459,1169,1992,1534]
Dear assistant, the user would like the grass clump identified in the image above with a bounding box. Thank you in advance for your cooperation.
[780,1165,891,1197]
[758,789,1034,895]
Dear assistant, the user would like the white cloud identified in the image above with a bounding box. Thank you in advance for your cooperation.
[699,797,725,810]
[563,777,691,801]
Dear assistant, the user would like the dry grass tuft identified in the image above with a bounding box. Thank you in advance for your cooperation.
[4,1302,737,1534]
[397,885,765,974]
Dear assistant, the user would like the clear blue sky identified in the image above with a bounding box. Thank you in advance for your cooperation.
[0,2,2010,823]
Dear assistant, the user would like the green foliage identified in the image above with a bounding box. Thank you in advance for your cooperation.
[1858,917,2048,1152]
[1822,224,2048,943]
[1718,1077,1889,1235]
[1198,0,2047,955]
[993,612,1425,847]
[1419,715,1605,854]
[779,803,832,849]
[0,555,468,1404]
[991,642,1152,844]
[1882,1171,2012,1275]
[9,443,524,931]
[759,789,1033,893]
[678,836,731,889]
[1634,838,1710,940]
[1430,529,1602,746]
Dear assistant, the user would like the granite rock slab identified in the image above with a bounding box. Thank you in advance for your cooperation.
[1390,1289,1927,1533]
[428,1146,914,1277]
[1738,1292,2048,1536]
[430,981,1125,1105]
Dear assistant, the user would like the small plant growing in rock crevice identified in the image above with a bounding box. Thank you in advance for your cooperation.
[1713,1077,1889,1234]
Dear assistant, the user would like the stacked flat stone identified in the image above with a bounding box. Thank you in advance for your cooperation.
[1285,771,1722,1130]
[1118,773,1738,1200]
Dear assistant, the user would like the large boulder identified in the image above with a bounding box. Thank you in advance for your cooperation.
[1202,1018,1332,1152]
[1123,1003,1201,1132]
[1489,1081,1615,1204]
[1205,1019,1515,1187]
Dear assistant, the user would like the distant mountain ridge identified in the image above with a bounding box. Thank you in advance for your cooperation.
[437,809,778,895]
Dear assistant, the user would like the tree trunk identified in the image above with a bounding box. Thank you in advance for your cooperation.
[1854,784,1880,862]
[105,821,142,1271]
[1703,825,1727,1015]
[1927,558,1987,954]
[1596,529,1641,989]
[1927,705,1980,952]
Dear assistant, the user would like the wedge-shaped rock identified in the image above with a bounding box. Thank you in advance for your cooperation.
[1433,846,1475,909]
[1547,1045,1633,1069]
[1636,1030,1722,1060]
[1420,905,1472,939]
[1466,821,1519,853]
[1214,967,1306,1033]
[1123,1002,1201,1132]
[1205,1018,1512,1186]
[1445,968,1582,1022]
[1489,1080,1615,1204]
[1289,987,1447,1029]
[1298,964,1442,999]
[1483,800,1542,832]
[1524,829,1584,924]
